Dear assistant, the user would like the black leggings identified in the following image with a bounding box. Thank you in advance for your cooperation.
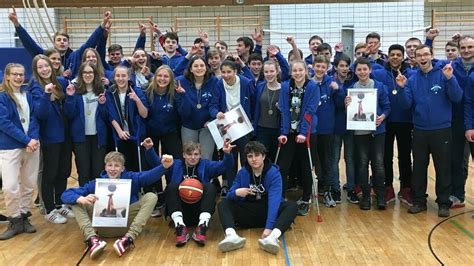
[218,198,297,232]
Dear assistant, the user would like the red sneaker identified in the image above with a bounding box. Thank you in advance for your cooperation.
[175,225,190,247]
[113,235,134,257]
[86,235,107,259]
[384,186,396,204]
[354,185,362,196]
[192,224,208,246]
[399,188,414,206]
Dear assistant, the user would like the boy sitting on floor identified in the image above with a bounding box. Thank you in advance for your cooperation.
[61,151,173,259]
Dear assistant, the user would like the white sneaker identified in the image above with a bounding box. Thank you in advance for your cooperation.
[258,236,280,254]
[218,234,246,252]
[57,205,75,218]
[45,209,67,224]
[151,208,162,217]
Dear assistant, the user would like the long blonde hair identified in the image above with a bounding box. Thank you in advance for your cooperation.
[0,63,25,110]
[146,65,176,104]
[32,54,65,101]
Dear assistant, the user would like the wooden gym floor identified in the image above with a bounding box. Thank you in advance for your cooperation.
[0,154,473,265]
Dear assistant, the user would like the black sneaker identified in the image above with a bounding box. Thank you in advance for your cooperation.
[438,207,450,218]
[376,196,387,210]
[347,190,359,204]
[220,186,228,197]
[332,190,342,204]
[21,212,36,233]
[297,201,310,216]
[359,196,371,210]
[408,204,427,214]
[0,214,7,224]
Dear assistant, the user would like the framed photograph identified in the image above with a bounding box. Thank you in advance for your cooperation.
[346,88,377,131]
[92,179,132,227]
[208,104,254,150]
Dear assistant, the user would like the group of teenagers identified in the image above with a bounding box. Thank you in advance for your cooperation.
[0,9,473,259]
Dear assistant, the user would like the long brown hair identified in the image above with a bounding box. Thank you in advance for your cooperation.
[75,62,104,96]
[146,65,176,104]
[0,63,25,110]
[184,56,211,85]
[81,48,105,78]
[31,54,65,101]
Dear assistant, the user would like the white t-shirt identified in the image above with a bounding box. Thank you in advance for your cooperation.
[13,91,30,133]
[83,91,98,135]
[224,76,241,111]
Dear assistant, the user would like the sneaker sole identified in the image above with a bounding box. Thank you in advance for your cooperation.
[450,203,465,209]
[258,240,279,254]
[218,238,246,252]
[91,242,107,259]
[385,197,396,204]
[399,198,414,207]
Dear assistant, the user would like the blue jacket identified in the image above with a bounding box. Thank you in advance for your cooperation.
[15,24,104,78]
[162,53,185,74]
[399,66,463,130]
[252,81,281,136]
[464,72,474,130]
[372,63,415,123]
[227,159,283,229]
[175,75,218,130]
[0,89,40,150]
[145,147,233,185]
[331,74,355,135]
[209,75,254,120]
[279,79,320,135]
[64,92,109,147]
[106,83,149,144]
[315,75,337,134]
[146,93,180,136]
[61,164,167,205]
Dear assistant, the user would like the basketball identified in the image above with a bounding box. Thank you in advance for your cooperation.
[178,178,204,204]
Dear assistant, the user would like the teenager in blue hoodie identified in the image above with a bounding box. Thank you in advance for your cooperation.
[61,151,172,258]
[31,55,74,224]
[106,66,149,172]
[331,54,358,204]
[210,60,255,189]
[277,60,320,216]
[372,44,416,207]
[8,9,110,79]
[217,141,297,255]
[0,64,40,240]
[344,57,391,211]
[175,56,218,160]
[64,62,109,186]
[465,71,474,157]
[397,44,462,217]
[143,138,234,247]
[311,55,340,207]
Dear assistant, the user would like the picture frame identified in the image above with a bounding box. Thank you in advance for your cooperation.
[346,88,377,131]
[92,179,132,227]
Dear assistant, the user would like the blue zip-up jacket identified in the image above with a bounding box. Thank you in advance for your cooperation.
[209,75,255,120]
[252,81,281,136]
[144,147,233,185]
[279,79,320,135]
[364,80,391,135]
[146,93,180,136]
[436,57,474,119]
[464,72,474,130]
[162,53,185,74]
[315,75,337,134]
[64,92,109,147]
[106,83,149,144]
[0,89,40,150]
[175,75,218,130]
[372,62,416,123]
[332,73,355,135]
[61,164,167,205]
[15,24,104,78]
[227,159,283,229]
[399,66,463,130]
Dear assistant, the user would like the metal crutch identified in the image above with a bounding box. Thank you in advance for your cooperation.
[304,114,322,222]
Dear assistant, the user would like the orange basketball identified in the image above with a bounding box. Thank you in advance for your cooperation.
[178,178,204,204]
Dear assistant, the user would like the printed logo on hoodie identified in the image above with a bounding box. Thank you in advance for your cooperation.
[430,84,442,94]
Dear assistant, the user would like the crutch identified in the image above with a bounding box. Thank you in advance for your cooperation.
[304,114,322,222]
[274,142,282,163]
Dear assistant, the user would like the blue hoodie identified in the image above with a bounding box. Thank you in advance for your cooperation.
[371,62,416,123]
[227,159,283,230]
[279,79,320,135]
[0,89,40,150]
[146,92,181,136]
[399,66,463,130]
[209,75,255,120]
[61,164,167,205]
[144,147,233,185]
[464,72,474,130]
[175,75,218,130]
[15,24,104,79]
[315,75,337,134]
[64,92,109,147]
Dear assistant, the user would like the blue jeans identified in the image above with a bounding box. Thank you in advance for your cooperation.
[333,132,355,190]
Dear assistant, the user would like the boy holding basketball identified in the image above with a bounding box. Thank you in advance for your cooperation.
[61,151,173,259]
[143,138,234,247]
[217,141,298,254]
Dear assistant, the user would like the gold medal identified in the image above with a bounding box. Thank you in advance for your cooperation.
[392,89,397,95]
[20,118,25,123]
[268,109,273,115]
[196,103,202,109]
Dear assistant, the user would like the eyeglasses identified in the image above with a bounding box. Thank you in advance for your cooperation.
[10,73,25,77]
